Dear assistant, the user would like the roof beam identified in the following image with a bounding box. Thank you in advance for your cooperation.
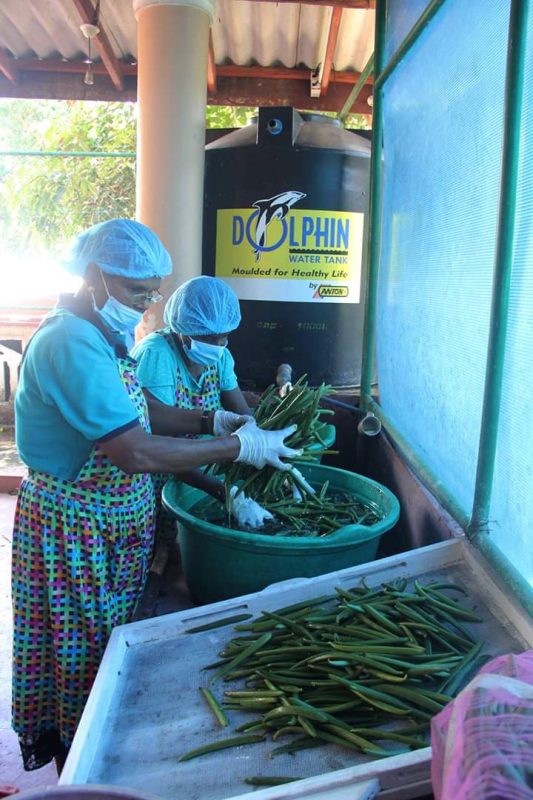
[320,6,343,95]
[234,0,375,8]
[0,48,20,84]
[15,59,373,87]
[71,0,125,91]
[207,30,217,93]
[208,76,373,114]
[219,65,309,81]
[218,64,373,87]
[15,59,137,77]
[0,70,136,102]
[0,70,373,114]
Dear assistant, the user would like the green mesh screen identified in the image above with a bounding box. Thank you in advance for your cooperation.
[377,0,510,514]
[489,8,533,586]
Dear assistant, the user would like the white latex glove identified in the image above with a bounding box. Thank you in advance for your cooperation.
[229,486,273,529]
[213,409,255,437]
[232,420,302,471]
[289,466,316,501]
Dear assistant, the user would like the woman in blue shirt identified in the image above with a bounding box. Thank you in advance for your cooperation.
[132,276,272,532]
[133,276,249,416]
[12,219,299,774]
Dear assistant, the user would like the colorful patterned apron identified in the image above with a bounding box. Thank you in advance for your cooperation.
[11,354,155,770]
[152,330,222,543]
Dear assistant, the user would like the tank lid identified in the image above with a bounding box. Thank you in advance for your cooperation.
[206,107,371,156]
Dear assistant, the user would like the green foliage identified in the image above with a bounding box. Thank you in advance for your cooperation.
[206,106,256,128]
[0,100,137,253]
[343,113,372,130]
[0,100,258,252]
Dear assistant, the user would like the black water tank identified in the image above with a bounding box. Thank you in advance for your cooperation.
[203,107,371,389]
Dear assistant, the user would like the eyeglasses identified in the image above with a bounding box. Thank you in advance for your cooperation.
[130,290,164,306]
[101,270,164,307]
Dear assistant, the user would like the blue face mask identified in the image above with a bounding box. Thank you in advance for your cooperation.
[93,271,144,339]
[182,338,226,367]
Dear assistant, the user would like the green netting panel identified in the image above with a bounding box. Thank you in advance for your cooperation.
[385,0,431,61]
[489,8,533,587]
[377,0,510,515]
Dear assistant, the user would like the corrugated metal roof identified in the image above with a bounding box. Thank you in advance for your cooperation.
[0,1,375,112]
[334,9,374,71]
[1,0,93,61]
[0,0,133,62]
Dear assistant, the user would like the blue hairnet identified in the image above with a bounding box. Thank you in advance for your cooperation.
[164,276,241,336]
[63,218,172,279]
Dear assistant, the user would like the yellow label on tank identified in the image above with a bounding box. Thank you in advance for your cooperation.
[215,207,364,304]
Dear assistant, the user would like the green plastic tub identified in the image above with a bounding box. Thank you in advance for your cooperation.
[162,462,400,604]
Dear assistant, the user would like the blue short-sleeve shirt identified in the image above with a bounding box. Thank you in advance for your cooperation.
[132,327,238,406]
[15,305,141,480]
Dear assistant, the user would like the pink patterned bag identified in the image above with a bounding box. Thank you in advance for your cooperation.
[431,650,533,800]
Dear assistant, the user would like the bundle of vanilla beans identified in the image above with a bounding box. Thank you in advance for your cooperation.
[210,375,384,535]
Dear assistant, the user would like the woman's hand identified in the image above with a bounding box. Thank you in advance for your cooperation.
[213,409,255,436]
[229,486,273,528]
[232,421,302,470]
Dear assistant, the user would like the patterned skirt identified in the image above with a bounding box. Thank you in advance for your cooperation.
[11,470,155,769]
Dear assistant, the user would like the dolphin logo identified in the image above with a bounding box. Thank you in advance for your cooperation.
[251,190,306,260]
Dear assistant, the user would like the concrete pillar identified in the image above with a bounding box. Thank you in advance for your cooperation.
[133,0,214,335]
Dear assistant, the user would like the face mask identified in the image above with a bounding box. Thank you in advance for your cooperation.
[93,271,144,336]
[182,338,226,367]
